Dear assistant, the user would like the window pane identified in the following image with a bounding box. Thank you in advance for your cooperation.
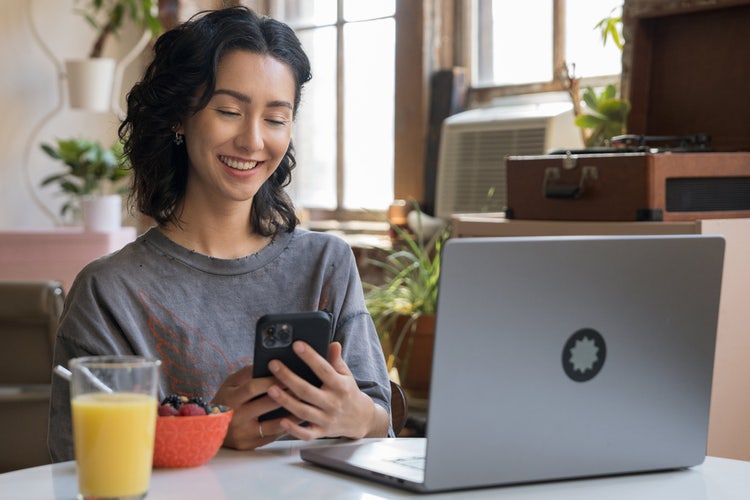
[272,0,336,26]
[565,1,623,78]
[288,27,337,209]
[489,0,553,85]
[343,19,395,210]
[343,0,395,22]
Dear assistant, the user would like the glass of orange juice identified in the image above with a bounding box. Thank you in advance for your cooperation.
[70,355,161,500]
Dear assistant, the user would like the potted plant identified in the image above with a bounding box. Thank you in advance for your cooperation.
[66,0,162,111]
[574,84,631,147]
[364,206,450,400]
[40,137,131,231]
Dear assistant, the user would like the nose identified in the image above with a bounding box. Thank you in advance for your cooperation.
[236,117,264,152]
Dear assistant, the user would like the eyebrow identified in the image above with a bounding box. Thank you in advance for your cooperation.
[213,89,293,110]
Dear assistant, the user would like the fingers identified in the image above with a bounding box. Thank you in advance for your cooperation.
[279,341,349,381]
[266,341,344,413]
[222,396,304,450]
[266,384,325,426]
[326,341,350,374]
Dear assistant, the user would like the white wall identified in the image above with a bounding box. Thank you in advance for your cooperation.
[0,0,147,229]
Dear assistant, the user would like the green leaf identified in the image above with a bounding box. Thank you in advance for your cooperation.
[581,87,599,110]
[575,114,605,128]
[595,8,623,51]
[38,136,133,215]
[601,84,617,101]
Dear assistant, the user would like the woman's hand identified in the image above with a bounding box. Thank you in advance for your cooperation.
[266,341,390,440]
[211,364,301,449]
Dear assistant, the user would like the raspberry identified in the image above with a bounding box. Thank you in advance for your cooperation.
[158,404,179,417]
[178,403,207,416]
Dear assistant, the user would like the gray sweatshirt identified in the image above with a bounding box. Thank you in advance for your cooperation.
[48,227,391,462]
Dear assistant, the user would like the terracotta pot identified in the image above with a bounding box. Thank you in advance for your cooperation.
[392,314,435,400]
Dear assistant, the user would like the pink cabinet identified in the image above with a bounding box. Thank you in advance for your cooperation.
[0,227,137,292]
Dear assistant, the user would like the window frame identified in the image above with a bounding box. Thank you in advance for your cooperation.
[465,0,622,109]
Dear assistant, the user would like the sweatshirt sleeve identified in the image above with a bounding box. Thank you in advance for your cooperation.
[332,248,394,437]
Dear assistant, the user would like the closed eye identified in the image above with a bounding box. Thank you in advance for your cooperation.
[215,108,241,117]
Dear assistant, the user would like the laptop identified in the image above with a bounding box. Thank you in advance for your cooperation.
[301,234,725,493]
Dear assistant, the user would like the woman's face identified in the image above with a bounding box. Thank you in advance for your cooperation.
[178,50,296,210]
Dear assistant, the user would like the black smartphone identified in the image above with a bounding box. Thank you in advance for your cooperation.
[252,311,333,421]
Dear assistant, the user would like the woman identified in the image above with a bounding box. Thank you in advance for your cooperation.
[48,6,392,462]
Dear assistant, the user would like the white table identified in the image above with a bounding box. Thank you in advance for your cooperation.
[0,440,748,499]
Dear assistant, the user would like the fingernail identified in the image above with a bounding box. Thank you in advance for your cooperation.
[269,360,279,373]
[293,341,305,353]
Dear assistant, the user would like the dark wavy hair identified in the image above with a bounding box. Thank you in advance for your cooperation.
[118,6,312,235]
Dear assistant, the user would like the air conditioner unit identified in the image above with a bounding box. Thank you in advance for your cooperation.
[434,94,584,219]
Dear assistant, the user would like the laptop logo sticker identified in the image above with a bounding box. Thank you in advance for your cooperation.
[562,328,606,382]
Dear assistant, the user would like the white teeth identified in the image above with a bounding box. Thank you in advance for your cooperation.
[220,156,258,171]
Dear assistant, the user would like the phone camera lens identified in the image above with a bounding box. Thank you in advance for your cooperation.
[263,325,277,348]
[278,323,292,344]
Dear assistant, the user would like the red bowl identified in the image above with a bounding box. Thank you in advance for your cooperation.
[153,408,233,468]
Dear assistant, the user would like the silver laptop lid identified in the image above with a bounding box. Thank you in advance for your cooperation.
[424,235,724,491]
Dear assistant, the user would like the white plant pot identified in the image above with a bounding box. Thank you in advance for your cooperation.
[65,58,116,112]
[81,195,122,233]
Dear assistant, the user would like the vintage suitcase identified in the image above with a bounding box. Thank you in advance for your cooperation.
[506,0,750,222]
[506,150,750,221]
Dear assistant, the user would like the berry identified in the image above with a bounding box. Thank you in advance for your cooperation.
[178,403,207,416]
[188,396,211,414]
[158,393,228,417]
[161,394,186,409]
[158,404,179,417]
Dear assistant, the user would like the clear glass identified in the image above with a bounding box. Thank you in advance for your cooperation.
[342,18,395,209]
[343,0,396,22]
[489,0,553,85]
[475,0,624,86]
[565,0,623,78]
[288,27,338,209]
[70,356,161,500]
[271,0,396,213]
[272,0,336,26]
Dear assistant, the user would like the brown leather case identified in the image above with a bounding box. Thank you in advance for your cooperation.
[506,152,750,222]
[505,0,750,222]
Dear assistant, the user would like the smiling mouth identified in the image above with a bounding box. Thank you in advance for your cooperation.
[220,155,259,171]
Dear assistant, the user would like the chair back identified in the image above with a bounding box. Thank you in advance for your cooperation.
[0,281,64,384]
[0,281,64,472]
[390,380,408,435]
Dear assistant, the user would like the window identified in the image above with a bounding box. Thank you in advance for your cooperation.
[471,0,623,101]
[269,1,396,217]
